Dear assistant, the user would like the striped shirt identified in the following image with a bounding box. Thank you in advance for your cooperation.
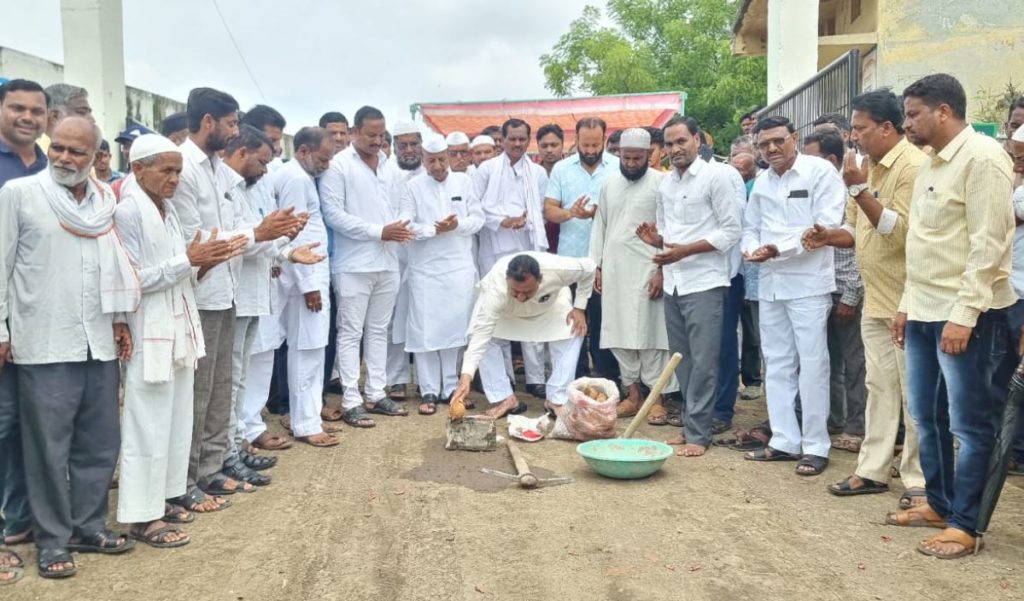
[899,127,1016,326]
[842,138,927,318]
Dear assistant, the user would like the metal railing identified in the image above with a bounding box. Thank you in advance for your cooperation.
[757,50,861,139]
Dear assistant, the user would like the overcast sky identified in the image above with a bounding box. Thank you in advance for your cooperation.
[0,0,595,131]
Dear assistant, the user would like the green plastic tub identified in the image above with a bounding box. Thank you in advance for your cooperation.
[576,439,673,479]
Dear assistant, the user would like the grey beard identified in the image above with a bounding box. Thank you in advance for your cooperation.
[398,158,421,171]
[50,163,90,187]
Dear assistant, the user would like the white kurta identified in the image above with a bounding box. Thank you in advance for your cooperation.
[590,169,669,350]
[272,159,331,351]
[472,153,549,275]
[462,252,595,376]
[398,170,484,353]
[114,186,204,523]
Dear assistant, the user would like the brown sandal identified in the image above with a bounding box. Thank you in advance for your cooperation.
[917,527,979,559]
[885,504,946,529]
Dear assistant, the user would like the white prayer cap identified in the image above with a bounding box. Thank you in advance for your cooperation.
[128,134,181,163]
[1013,124,1024,143]
[422,134,448,154]
[446,131,470,146]
[470,135,495,149]
[392,120,421,137]
[619,128,651,150]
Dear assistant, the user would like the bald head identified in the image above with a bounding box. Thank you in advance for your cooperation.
[729,152,757,183]
[48,116,102,188]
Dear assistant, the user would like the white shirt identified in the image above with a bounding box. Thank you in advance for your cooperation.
[273,159,330,294]
[473,153,549,258]
[1011,185,1024,297]
[400,171,484,269]
[741,153,847,301]
[319,145,401,274]
[0,173,122,363]
[656,159,744,296]
[222,168,292,316]
[169,137,255,310]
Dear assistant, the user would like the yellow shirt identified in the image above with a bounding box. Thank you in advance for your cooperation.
[844,138,927,319]
[900,127,1016,326]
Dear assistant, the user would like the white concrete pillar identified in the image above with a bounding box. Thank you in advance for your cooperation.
[766,0,820,103]
[60,0,126,145]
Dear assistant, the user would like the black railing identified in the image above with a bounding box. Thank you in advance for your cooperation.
[757,49,861,139]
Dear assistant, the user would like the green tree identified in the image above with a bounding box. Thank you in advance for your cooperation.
[540,0,766,153]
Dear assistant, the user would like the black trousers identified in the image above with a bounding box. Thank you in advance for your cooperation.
[20,359,119,550]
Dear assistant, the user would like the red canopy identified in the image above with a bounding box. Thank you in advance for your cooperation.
[411,91,686,151]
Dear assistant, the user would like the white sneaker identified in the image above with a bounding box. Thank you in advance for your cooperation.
[740,385,762,400]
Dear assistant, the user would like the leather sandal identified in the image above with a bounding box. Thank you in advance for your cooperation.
[885,504,946,529]
[917,527,979,559]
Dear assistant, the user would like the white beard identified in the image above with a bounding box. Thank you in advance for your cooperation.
[50,162,91,187]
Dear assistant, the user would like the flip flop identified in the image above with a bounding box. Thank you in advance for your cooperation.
[365,398,409,416]
[885,505,946,529]
[917,527,979,559]
[168,489,231,514]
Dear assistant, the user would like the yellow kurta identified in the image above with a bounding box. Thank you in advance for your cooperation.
[589,169,669,350]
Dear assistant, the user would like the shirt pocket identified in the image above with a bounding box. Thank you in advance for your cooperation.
[682,200,705,225]
[917,190,943,230]
[785,196,812,227]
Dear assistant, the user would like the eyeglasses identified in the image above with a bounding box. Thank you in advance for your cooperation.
[448,149,469,157]
[755,137,789,151]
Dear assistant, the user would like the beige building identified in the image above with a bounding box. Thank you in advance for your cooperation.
[732,0,1024,126]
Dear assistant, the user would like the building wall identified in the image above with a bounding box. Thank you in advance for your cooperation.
[0,45,182,134]
[876,0,1024,120]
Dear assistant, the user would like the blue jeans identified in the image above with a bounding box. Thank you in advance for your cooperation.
[905,311,1015,535]
[713,275,743,424]
[0,365,30,538]
[1005,300,1024,462]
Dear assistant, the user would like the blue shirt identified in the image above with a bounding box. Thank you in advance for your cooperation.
[544,152,619,257]
[0,139,46,189]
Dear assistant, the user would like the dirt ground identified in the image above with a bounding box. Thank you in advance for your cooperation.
[6,387,1024,601]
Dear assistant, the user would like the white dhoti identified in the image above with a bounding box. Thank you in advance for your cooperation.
[386,271,412,387]
[414,348,461,398]
[334,271,400,410]
[760,294,832,457]
[610,348,679,392]
[284,289,331,438]
[117,356,194,523]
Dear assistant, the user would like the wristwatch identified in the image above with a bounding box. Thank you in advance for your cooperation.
[847,183,869,197]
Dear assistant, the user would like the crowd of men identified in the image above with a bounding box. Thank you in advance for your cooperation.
[0,69,1020,584]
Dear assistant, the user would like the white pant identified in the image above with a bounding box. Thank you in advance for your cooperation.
[387,341,412,386]
[334,271,400,410]
[522,342,548,385]
[241,348,275,442]
[611,348,679,393]
[285,297,326,438]
[479,337,583,405]
[760,294,832,457]
[117,357,194,523]
[415,347,461,398]
[226,315,258,462]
